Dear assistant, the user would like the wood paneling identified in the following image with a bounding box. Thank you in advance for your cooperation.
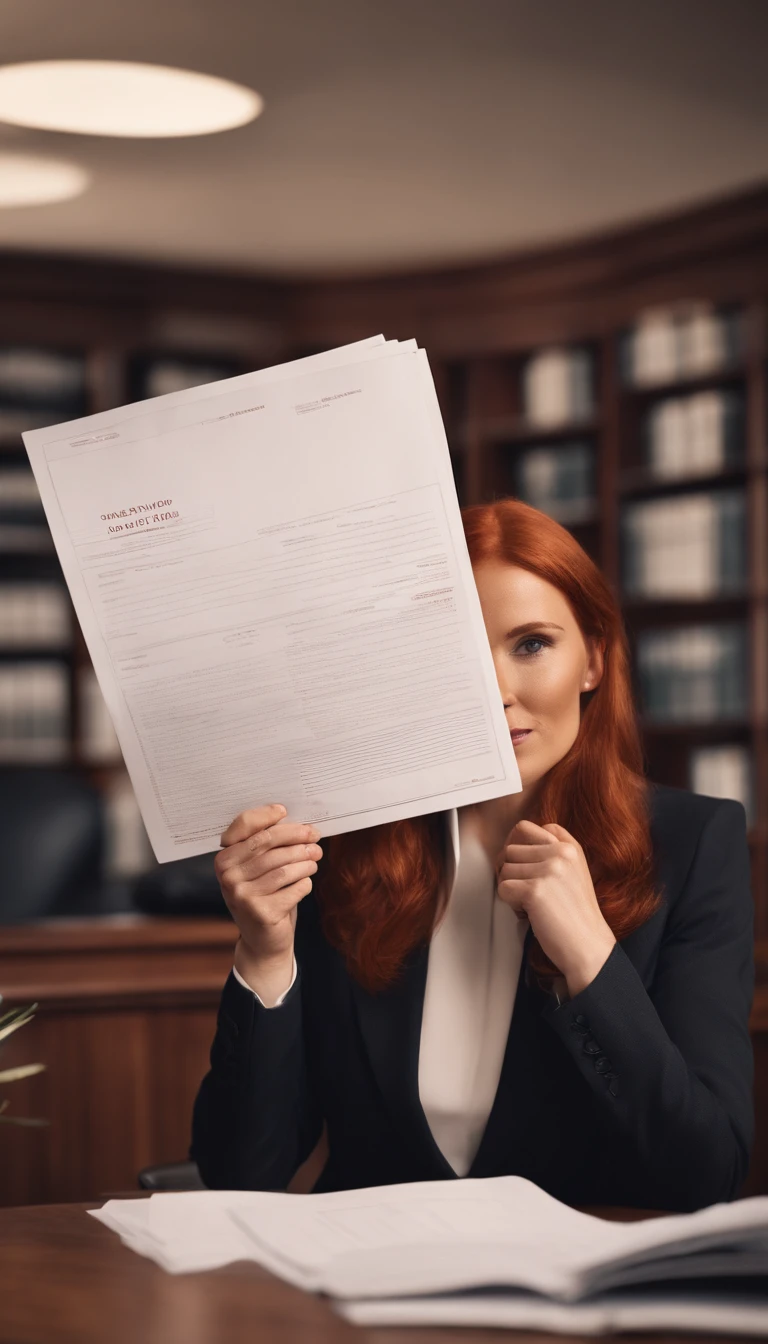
[0,918,237,1206]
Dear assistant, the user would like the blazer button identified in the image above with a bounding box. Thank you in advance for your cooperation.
[582,1037,601,1055]
[594,1055,612,1073]
[574,1014,590,1026]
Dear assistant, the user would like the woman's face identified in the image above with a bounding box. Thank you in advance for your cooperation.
[472,561,604,792]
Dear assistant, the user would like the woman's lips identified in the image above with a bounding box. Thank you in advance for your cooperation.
[510,729,533,743]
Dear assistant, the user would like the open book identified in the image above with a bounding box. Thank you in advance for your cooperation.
[90,1174,768,1334]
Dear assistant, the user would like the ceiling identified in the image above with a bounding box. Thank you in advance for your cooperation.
[1,0,767,277]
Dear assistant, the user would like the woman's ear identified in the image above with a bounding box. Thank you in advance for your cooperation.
[581,638,605,693]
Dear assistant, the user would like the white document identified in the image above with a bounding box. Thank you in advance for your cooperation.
[335,1290,768,1336]
[24,338,522,861]
[87,1176,768,1335]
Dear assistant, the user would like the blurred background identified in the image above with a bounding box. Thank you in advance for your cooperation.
[1,0,767,1206]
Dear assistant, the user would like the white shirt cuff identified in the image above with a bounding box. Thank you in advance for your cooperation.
[232,954,297,1008]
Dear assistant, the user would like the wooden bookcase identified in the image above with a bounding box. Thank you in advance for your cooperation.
[0,186,767,935]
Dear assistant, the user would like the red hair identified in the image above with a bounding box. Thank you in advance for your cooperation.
[312,497,663,994]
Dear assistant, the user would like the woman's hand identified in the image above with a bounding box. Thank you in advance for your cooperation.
[215,803,323,965]
[495,820,616,995]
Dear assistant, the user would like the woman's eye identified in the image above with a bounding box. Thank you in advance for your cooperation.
[517,637,548,657]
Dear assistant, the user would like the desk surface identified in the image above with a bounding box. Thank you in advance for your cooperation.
[0,1199,738,1344]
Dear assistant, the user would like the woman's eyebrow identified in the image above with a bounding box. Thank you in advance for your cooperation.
[505,622,565,637]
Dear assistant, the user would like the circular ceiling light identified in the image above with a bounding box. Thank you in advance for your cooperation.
[0,61,263,137]
[0,152,90,206]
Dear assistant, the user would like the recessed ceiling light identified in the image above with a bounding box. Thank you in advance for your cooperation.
[0,152,90,206]
[0,61,263,138]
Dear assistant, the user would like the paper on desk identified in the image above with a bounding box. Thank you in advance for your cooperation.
[24,338,522,861]
[87,1176,768,1338]
[334,1289,768,1336]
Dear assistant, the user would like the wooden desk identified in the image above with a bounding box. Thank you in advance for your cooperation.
[0,1200,682,1344]
[1,917,767,1207]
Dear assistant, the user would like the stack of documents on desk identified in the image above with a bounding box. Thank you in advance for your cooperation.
[23,335,521,862]
[89,1174,768,1334]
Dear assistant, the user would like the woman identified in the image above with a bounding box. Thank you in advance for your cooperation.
[190,498,754,1212]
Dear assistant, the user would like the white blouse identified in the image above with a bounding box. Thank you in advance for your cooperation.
[232,806,529,1177]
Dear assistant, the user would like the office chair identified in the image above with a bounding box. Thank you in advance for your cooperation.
[138,1160,206,1191]
[138,1129,330,1192]
[0,765,106,922]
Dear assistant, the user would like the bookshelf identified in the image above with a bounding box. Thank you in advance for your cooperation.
[1,185,768,938]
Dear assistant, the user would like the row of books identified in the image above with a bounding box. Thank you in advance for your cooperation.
[513,442,596,522]
[0,348,88,437]
[0,464,43,510]
[0,663,123,761]
[0,346,244,441]
[0,346,86,410]
[622,490,746,598]
[622,303,741,387]
[0,661,70,757]
[643,389,743,479]
[130,355,242,401]
[635,623,747,722]
[689,743,754,828]
[520,348,594,428]
[0,582,71,645]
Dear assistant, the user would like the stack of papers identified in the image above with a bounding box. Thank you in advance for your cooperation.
[23,335,521,862]
[89,1174,768,1334]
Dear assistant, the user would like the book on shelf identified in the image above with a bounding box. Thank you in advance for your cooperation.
[0,348,86,405]
[0,523,54,552]
[0,348,88,443]
[0,660,70,759]
[515,442,596,523]
[130,355,244,401]
[521,347,593,428]
[0,464,43,512]
[0,582,71,647]
[645,389,743,480]
[79,666,123,764]
[689,743,754,828]
[103,771,155,878]
[622,489,746,598]
[624,303,740,387]
[636,623,748,724]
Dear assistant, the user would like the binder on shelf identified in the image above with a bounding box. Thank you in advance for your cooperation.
[0,465,44,513]
[0,659,70,760]
[0,348,87,406]
[0,523,54,553]
[645,390,743,480]
[103,771,155,878]
[79,666,123,764]
[129,354,244,401]
[0,348,88,441]
[515,442,596,523]
[0,582,71,647]
[622,489,746,598]
[624,303,741,386]
[521,348,593,428]
[689,744,754,828]
[636,623,748,724]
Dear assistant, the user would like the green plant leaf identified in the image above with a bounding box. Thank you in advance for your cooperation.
[0,1114,49,1127]
[0,1015,37,1045]
[0,1003,38,1027]
[0,1063,46,1083]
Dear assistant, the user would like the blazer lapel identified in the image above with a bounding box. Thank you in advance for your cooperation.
[349,939,457,1178]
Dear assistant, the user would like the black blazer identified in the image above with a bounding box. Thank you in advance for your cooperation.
[190,782,755,1212]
